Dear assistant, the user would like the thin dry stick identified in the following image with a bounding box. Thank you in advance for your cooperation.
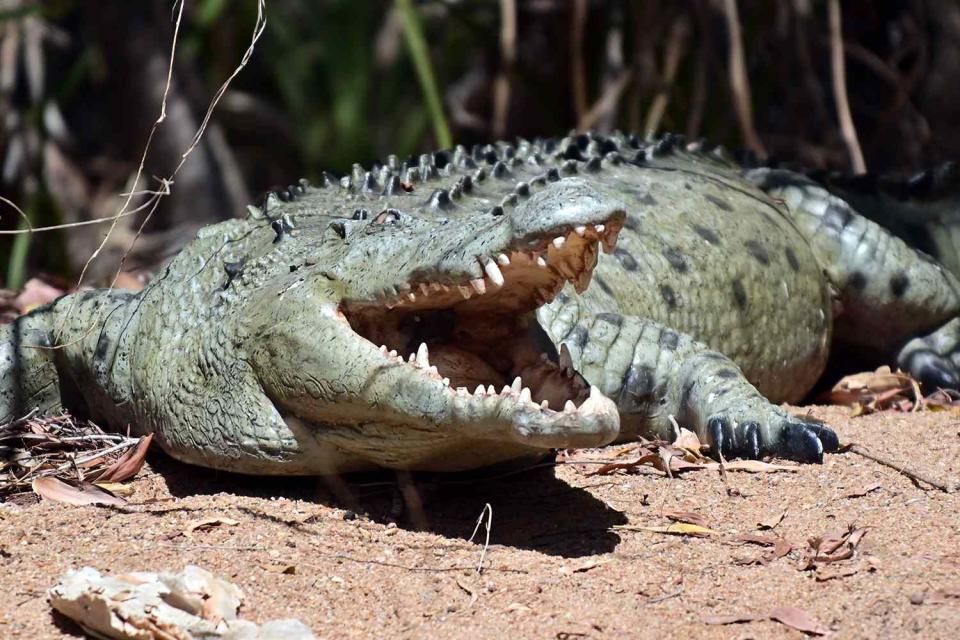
[721,0,766,159]
[828,0,866,174]
[571,0,589,122]
[492,0,516,138]
[0,195,32,230]
[467,502,493,573]
[643,16,690,138]
[848,444,956,493]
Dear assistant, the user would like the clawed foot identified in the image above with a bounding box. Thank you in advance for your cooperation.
[704,411,839,464]
[897,318,960,392]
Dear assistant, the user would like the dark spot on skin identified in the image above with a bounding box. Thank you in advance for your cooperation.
[663,248,688,273]
[731,278,748,309]
[822,203,854,232]
[614,248,638,271]
[594,276,614,296]
[680,378,696,409]
[744,240,771,266]
[596,312,623,327]
[94,334,110,361]
[716,368,739,379]
[692,224,721,245]
[890,272,910,298]
[849,271,867,291]
[784,247,800,272]
[567,325,590,349]
[705,194,733,211]
[660,329,680,350]
[556,292,570,304]
[684,183,692,190]
[637,193,658,206]
[659,284,678,309]
[623,216,641,233]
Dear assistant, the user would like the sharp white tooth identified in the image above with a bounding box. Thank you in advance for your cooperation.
[419,283,430,295]
[501,385,512,395]
[540,400,549,409]
[389,349,398,357]
[457,387,468,395]
[511,376,522,393]
[428,365,439,375]
[536,255,548,268]
[486,385,497,395]
[595,224,605,233]
[407,293,416,302]
[475,385,485,396]
[408,353,416,363]
[399,283,411,293]
[396,355,404,363]
[484,260,504,287]
[471,278,487,295]
[416,342,430,367]
[552,236,566,249]
[519,387,532,403]
[564,400,577,413]
[559,343,573,371]
[589,385,602,400]
[574,225,586,236]
[442,377,450,386]
[497,253,511,266]
[379,345,388,355]
[458,285,472,299]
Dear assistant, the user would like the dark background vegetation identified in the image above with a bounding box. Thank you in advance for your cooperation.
[1,0,959,287]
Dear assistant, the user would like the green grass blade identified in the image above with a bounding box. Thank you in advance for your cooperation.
[395,0,452,148]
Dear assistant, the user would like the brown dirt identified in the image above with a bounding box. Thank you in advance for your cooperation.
[1,405,958,639]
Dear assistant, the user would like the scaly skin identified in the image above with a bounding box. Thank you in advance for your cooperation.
[14,131,960,474]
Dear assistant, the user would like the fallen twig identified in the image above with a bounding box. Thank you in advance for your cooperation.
[847,444,956,493]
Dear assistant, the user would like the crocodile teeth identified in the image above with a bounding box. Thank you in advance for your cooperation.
[578,385,606,415]
[442,377,450,386]
[559,343,573,371]
[471,278,487,295]
[511,376,522,393]
[419,283,431,296]
[457,285,472,299]
[540,400,550,409]
[379,345,389,355]
[536,255,548,268]
[475,385,485,396]
[501,385,512,395]
[595,224,605,234]
[496,253,511,266]
[486,384,497,395]
[564,400,577,413]
[552,236,566,249]
[574,225,586,236]
[416,342,430,367]
[519,387,532,404]
[389,349,398,357]
[483,259,504,288]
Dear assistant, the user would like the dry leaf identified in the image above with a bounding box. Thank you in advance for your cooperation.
[758,509,787,530]
[94,482,136,497]
[673,428,703,453]
[94,434,153,483]
[768,605,830,635]
[801,525,868,569]
[820,366,922,415]
[32,477,126,506]
[714,459,799,473]
[664,510,710,528]
[185,517,240,538]
[842,483,882,499]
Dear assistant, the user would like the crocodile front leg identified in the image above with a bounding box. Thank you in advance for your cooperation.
[539,297,839,462]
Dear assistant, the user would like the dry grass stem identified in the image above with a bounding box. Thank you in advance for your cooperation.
[828,0,866,173]
[722,0,766,158]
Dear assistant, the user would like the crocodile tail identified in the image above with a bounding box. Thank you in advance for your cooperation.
[812,162,960,277]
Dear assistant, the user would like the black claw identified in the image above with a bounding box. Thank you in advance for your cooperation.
[810,422,840,453]
[740,422,761,459]
[779,422,825,463]
[707,416,734,459]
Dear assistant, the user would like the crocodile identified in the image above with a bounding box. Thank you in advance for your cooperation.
[4,131,960,475]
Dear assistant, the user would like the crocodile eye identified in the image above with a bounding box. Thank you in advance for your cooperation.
[373,209,401,225]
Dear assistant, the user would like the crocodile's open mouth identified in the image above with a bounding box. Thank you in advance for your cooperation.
[343,220,622,417]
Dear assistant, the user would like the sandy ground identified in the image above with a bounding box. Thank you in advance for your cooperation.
[0,404,958,639]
